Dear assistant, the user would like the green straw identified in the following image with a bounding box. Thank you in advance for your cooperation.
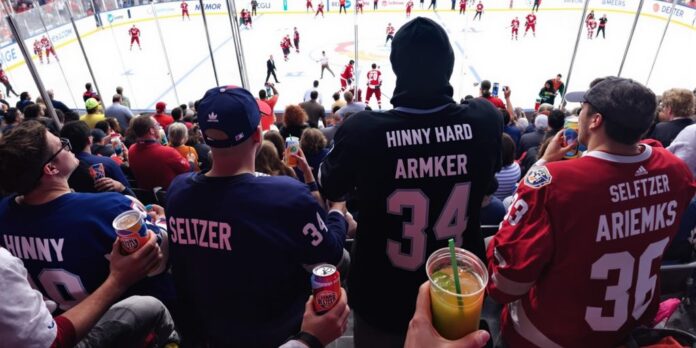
[448,238,464,307]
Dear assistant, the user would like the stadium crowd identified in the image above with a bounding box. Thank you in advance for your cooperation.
[1,16,696,348]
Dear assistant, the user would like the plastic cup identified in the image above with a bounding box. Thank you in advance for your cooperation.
[426,247,488,340]
[285,136,300,167]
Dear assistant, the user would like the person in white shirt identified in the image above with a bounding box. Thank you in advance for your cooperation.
[318,51,335,79]
[303,80,323,105]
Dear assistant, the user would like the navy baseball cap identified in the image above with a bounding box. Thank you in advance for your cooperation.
[197,86,260,148]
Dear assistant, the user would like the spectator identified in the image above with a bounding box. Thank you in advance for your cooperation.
[0,121,175,315]
[0,90,10,110]
[168,122,199,172]
[165,86,348,347]
[61,121,131,193]
[649,88,694,147]
[171,106,192,129]
[336,91,366,118]
[128,115,190,189]
[263,130,287,160]
[80,97,105,128]
[501,107,521,146]
[669,123,696,177]
[493,133,520,200]
[488,77,696,346]
[0,107,21,135]
[518,114,547,157]
[64,110,80,123]
[22,102,43,120]
[186,125,211,172]
[0,236,179,347]
[478,80,505,108]
[94,119,110,135]
[319,17,501,347]
[547,108,565,136]
[547,73,565,97]
[258,83,279,130]
[255,140,297,177]
[480,178,506,229]
[153,101,174,128]
[280,104,310,139]
[105,117,124,139]
[300,128,329,179]
[47,89,72,115]
[331,91,346,111]
[300,90,326,128]
[83,82,99,102]
[303,79,324,104]
[90,128,116,157]
[538,80,556,105]
[116,86,131,109]
[16,91,33,111]
[105,93,134,131]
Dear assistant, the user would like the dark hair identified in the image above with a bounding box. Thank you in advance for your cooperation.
[349,60,354,64]
[586,102,642,145]
[332,92,340,101]
[332,105,341,114]
[500,108,510,125]
[55,110,65,124]
[23,104,42,120]
[310,91,318,100]
[548,109,565,132]
[172,107,182,121]
[60,121,91,154]
[263,130,285,159]
[116,86,123,94]
[0,120,50,194]
[300,128,327,155]
[255,141,296,178]
[501,133,516,167]
[64,111,80,123]
[313,80,319,88]
[259,89,267,99]
[132,115,156,138]
[95,120,110,134]
[4,107,18,124]
[480,80,492,98]
[371,63,377,69]
[85,82,92,90]
[106,117,121,134]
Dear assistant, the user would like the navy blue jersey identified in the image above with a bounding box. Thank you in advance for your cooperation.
[0,193,174,313]
[320,100,502,334]
[166,172,346,347]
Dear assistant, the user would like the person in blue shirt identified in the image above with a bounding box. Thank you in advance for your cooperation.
[60,120,132,195]
[0,120,174,314]
[166,86,349,347]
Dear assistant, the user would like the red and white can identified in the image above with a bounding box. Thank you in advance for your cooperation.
[311,264,341,314]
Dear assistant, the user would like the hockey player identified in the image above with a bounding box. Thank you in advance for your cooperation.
[357,0,364,14]
[340,59,354,91]
[293,27,300,53]
[33,39,43,64]
[524,12,536,37]
[306,0,313,12]
[0,63,18,97]
[251,0,258,15]
[473,1,483,20]
[406,0,414,17]
[181,0,190,20]
[585,10,595,30]
[339,0,347,14]
[587,18,596,39]
[459,0,466,14]
[532,0,540,12]
[365,63,382,110]
[41,35,58,63]
[511,17,520,40]
[385,23,396,45]
[315,1,324,18]
[129,25,141,50]
[597,14,607,39]
[280,35,292,61]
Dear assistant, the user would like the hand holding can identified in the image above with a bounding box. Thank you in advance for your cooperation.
[311,264,341,314]
[89,163,105,181]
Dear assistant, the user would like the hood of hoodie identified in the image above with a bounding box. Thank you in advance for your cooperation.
[389,17,455,109]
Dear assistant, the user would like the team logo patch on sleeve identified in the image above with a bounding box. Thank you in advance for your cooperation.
[525,166,552,189]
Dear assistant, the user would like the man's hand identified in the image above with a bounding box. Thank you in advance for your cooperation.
[345,212,357,238]
[541,130,575,163]
[404,282,490,348]
[328,200,347,215]
[503,86,511,99]
[108,232,162,290]
[95,177,125,192]
[300,288,350,346]
[146,204,166,222]
[292,148,314,182]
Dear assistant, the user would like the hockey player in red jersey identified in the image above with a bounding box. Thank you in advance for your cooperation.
[459,0,466,14]
[385,23,395,45]
[181,0,190,20]
[280,35,292,61]
[406,0,414,17]
[129,25,141,50]
[340,59,354,91]
[293,27,300,53]
[306,0,313,12]
[488,77,696,348]
[585,9,595,32]
[0,63,18,97]
[365,63,382,109]
[33,39,43,64]
[315,2,324,18]
[510,17,520,40]
[587,18,597,39]
[524,12,536,37]
[41,35,58,63]
[473,1,483,20]
[339,0,347,14]
[357,0,364,14]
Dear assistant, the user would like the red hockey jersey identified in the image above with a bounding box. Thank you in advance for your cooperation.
[366,69,381,87]
[129,27,140,38]
[511,19,520,29]
[40,37,52,49]
[526,14,536,25]
[488,145,696,347]
[341,63,353,80]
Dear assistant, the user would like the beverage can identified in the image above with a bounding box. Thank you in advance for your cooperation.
[285,136,300,167]
[112,210,150,254]
[311,264,341,314]
[111,137,123,155]
[563,116,579,159]
[89,163,105,180]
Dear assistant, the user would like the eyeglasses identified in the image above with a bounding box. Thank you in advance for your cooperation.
[43,138,72,166]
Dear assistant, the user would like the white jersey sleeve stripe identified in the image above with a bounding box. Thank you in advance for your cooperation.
[510,300,563,348]
[491,271,535,296]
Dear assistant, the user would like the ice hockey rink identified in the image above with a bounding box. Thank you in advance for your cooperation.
[3,0,696,112]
